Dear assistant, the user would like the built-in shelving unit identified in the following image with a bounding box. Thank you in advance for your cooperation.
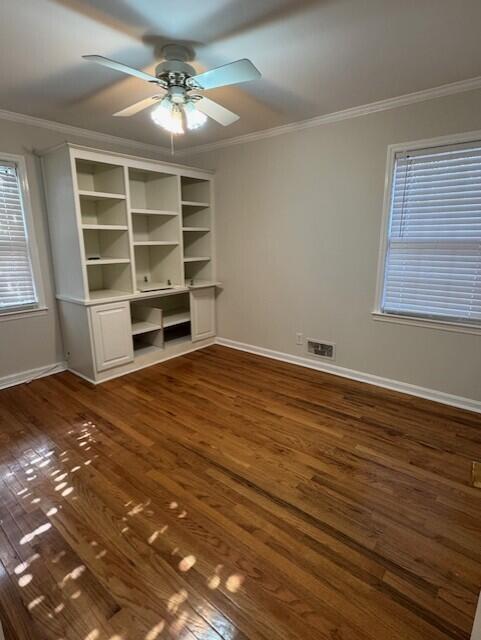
[42,143,217,384]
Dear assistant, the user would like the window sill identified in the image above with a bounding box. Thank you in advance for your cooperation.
[0,306,48,322]
[371,311,481,336]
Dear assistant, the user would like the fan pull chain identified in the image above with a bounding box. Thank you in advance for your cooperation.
[170,133,175,156]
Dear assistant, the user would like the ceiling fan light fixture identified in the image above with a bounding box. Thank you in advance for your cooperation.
[151,97,184,134]
[184,100,208,130]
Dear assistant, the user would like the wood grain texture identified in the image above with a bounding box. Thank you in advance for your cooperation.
[0,344,480,640]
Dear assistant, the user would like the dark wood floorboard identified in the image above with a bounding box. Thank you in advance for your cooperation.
[0,344,480,639]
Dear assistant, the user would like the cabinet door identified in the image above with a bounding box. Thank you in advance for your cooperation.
[190,287,216,342]
[90,301,134,372]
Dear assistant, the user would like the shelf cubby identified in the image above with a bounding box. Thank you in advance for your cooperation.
[146,292,190,329]
[164,322,191,345]
[184,258,212,285]
[134,244,183,291]
[83,227,130,262]
[76,160,125,195]
[182,203,210,228]
[79,194,128,227]
[129,169,179,212]
[86,262,133,299]
[132,211,180,245]
[130,303,163,353]
[181,176,210,205]
[183,228,210,258]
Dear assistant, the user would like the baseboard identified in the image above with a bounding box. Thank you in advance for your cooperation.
[0,362,66,391]
[215,338,481,415]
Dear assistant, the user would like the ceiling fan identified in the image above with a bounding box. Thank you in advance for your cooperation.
[83,44,261,135]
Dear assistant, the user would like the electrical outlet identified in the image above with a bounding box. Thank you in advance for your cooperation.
[296,332,303,345]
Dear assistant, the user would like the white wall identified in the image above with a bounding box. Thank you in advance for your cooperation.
[187,89,481,403]
[0,117,168,381]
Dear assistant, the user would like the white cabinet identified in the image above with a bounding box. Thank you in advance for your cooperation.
[190,287,216,342]
[90,301,134,371]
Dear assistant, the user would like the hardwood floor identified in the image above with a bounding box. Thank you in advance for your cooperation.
[0,345,480,640]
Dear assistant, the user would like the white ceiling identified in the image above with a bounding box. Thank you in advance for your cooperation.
[2,0,481,151]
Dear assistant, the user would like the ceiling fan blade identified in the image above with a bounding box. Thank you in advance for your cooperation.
[83,55,161,84]
[188,59,261,91]
[113,94,164,117]
[195,97,240,126]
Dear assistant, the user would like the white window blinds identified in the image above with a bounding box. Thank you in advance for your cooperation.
[381,141,481,324]
[0,161,37,311]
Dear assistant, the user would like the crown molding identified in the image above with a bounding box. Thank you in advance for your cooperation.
[2,74,481,160]
[180,75,481,157]
[0,108,171,157]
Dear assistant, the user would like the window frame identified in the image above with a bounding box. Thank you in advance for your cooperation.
[373,130,481,336]
[0,152,46,321]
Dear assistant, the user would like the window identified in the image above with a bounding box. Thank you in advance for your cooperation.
[0,157,39,314]
[376,138,481,330]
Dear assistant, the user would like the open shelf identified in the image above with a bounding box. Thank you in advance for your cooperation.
[164,334,191,349]
[181,200,210,207]
[184,259,213,284]
[133,343,164,358]
[163,309,190,328]
[75,159,125,198]
[184,257,210,263]
[85,258,130,265]
[132,209,180,247]
[181,176,210,205]
[82,224,128,231]
[79,194,128,227]
[182,227,210,232]
[182,203,211,229]
[86,262,133,299]
[164,322,191,344]
[77,159,125,195]
[129,168,179,212]
[134,241,179,247]
[131,320,162,336]
[79,190,126,201]
[135,244,183,291]
[83,227,131,263]
[131,301,164,352]
[131,208,178,217]
[135,292,191,335]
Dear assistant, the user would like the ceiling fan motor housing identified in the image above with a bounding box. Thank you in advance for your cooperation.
[155,59,196,89]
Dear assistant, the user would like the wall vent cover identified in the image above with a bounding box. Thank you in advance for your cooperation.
[307,339,336,360]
